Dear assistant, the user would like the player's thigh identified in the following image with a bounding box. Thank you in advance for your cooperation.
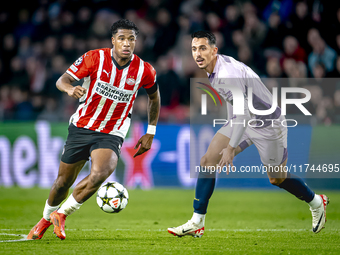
[89,134,123,174]
[90,148,119,178]
[202,133,242,166]
[250,127,288,183]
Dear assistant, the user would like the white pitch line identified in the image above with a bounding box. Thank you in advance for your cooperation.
[0,233,31,243]
[1,228,339,233]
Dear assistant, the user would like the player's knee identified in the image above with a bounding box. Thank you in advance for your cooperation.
[89,166,114,187]
[269,177,285,186]
[200,155,215,167]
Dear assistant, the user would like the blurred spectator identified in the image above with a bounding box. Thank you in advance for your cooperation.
[0,0,339,124]
[262,12,287,50]
[308,36,337,74]
[287,1,316,52]
[243,12,267,50]
[156,55,181,106]
[281,36,307,64]
[0,85,15,120]
[11,86,34,121]
[263,0,294,23]
[37,97,61,122]
[266,57,283,78]
[153,8,178,58]
[9,56,30,90]
[14,9,35,40]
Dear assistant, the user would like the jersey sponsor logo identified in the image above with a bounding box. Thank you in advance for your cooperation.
[74,56,83,66]
[95,81,134,103]
[126,77,136,85]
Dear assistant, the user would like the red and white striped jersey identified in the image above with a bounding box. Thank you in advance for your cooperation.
[66,48,156,138]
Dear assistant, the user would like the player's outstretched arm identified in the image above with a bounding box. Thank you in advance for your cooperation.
[56,73,87,99]
[133,88,161,158]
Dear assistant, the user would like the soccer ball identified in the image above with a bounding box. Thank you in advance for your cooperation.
[96,181,129,213]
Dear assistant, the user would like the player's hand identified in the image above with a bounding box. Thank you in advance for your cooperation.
[66,86,87,99]
[133,134,154,158]
[218,146,235,174]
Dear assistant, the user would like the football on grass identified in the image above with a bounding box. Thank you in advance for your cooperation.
[96,181,129,213]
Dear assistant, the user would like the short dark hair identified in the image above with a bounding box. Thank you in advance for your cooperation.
[111,19,139,37]
[191,31,216,46]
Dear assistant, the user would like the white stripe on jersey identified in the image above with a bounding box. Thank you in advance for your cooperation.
[79,50,105,119]
[119,66,129,88]
[66,70,80,81]
[96,62,119,132]
[110,58,144,134]
[84,97,107,129]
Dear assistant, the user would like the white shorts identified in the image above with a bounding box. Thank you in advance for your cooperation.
[218,116,288,166]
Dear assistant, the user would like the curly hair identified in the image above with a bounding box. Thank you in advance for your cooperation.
[110,19,139,37]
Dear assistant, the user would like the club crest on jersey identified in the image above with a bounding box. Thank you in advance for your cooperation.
[74,56,83,66]
[126,78,136,86]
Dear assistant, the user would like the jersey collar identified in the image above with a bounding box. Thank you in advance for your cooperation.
[111,48,134,70]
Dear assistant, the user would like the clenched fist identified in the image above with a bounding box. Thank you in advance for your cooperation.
[66,86,87,99]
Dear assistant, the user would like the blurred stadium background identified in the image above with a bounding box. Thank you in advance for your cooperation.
[0,0,340,190]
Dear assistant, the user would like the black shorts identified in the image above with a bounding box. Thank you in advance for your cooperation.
[61,124,124,164]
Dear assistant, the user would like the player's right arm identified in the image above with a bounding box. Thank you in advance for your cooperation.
[56,73,86,99]
[57,51,95,99]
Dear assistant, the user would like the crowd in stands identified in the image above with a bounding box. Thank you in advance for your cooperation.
[1,0,340,124]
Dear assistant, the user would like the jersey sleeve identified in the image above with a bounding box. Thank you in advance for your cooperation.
[66,51,96,81]
[142,62,157,89]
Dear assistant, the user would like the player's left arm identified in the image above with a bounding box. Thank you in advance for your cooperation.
[133,81,161,158]
[218,96,251,172]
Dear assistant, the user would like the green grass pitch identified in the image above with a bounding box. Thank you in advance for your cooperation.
[0,187,339,254]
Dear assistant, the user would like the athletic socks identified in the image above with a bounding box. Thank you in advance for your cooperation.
[43,200,59,221]
[57,194,83,216]
[278,173,316,204]
[191,212,206,226]
[308,194,322,209]
[193,169,216,214]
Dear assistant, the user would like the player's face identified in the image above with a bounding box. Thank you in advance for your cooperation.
[112,29,137,59]
[191,37,217,70]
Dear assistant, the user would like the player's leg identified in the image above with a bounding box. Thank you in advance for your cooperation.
[27,160,86,240]
[266,159,329,233]
[193,133,243,220]
[168,130,246,237]
[50,148,119,240]
[72,148,119,203]
[254,123,329,233]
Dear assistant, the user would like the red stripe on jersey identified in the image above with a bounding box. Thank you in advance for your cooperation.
[78,94,102,127]
[124,56,140,91]
[117,93,136,130]
[113,68,123,88]
[103,56,141,132]
[101,102,128,133]
[90,99,114,130]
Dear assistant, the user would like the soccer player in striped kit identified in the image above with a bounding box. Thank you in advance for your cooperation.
[27,19,160,240]
[168,31,329,238]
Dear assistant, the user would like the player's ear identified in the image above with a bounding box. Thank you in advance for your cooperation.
[213,46,218,55]
[111,36,115,46]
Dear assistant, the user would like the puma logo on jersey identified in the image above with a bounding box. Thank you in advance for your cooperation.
[103,69,111,78]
